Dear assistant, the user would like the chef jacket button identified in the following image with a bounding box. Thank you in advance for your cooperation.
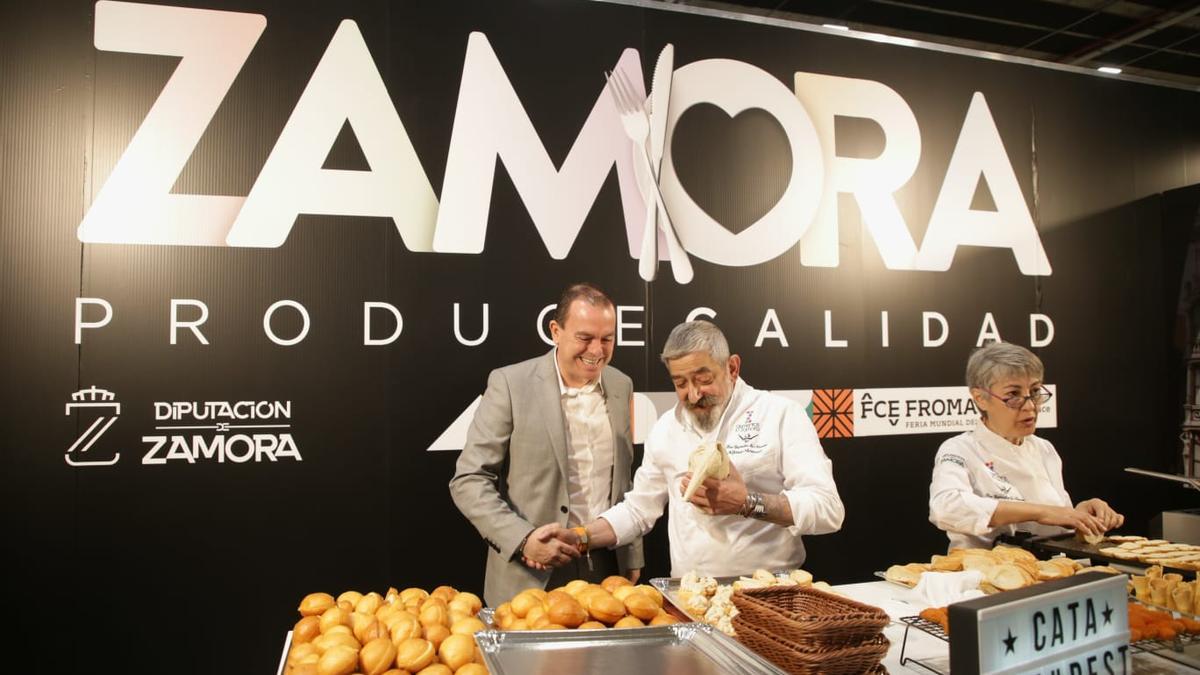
[560,505,568,514]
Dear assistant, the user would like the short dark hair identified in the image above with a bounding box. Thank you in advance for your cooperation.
[554,282,614,325]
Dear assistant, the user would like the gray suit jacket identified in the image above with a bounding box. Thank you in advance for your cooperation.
[449,349,644,606]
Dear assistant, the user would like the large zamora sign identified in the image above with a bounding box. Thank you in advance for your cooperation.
[3,0,1199,672]
[81,1,1049,277]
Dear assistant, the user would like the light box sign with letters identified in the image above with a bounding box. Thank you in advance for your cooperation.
[949,573,1130,675]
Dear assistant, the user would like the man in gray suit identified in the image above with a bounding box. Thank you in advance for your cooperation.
[450,283,643,606]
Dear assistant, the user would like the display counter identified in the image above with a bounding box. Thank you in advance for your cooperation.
[834,580,1200,674]
[279,565,1200,675]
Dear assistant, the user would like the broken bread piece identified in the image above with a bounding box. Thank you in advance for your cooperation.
[682,442,731,502]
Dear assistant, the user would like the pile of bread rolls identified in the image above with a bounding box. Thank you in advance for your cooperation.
[677,569,821,636]
[886,545,1119,593]
[493,575,681,630]
[286,585,490,675]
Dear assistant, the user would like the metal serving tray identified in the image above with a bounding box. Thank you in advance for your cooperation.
[474,622,787,675]
[649,572,795,622]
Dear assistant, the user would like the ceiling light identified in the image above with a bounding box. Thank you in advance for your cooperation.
[823,24,850,31]
[1097,66,1122,75]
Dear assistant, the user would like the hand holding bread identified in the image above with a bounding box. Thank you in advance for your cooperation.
[682,456,748,516]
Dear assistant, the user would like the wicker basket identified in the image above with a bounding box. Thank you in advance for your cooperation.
[732,586,890,647]
[734,619,891,675]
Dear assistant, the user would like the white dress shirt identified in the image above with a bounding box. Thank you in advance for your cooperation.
[553,350,614,527]
[600,378,845,577]
[928,423,1072,551]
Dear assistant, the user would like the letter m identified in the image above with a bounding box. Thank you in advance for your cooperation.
[433,33,646,259]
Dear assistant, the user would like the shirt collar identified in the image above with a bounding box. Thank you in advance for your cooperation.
[552,347,605,396]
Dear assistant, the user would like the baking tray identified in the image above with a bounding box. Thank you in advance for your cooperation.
[1025,533,1198,578]
[474,622,787,675]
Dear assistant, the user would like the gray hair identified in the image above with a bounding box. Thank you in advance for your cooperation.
[966,342,1044,390]
[660,320,730,365]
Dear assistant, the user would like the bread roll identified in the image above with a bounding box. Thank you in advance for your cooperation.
[525,604,548,626]
[493,602,514,628]
[453,592,483,615]
[356,592,384,615]
[299,592,337,617]
[635,585,664,606]
[312,632,360,653]
[425,623,451,648]
[316,645,358,675]
[510,591,542,618]
[611,586,639,603]
[419,603,449,628]
[438,634,476,671]
[288,643,320,666]
[400,588,430,605]
[320,607,353,633]
[587,593,627,624]
[547,596,587,628]
[358,638,396,675]
[563,580,590,597]
[390,614,422,642]
[336,591,364,608]
[451,617,487,636]
[614,616,644,628]
[545,590,575,606]
[623,593,660,621]
[293,616,321,644]
[650,612,681,626]
[431,585,459,602]
[602,575,633,593]
[394,638,436,672]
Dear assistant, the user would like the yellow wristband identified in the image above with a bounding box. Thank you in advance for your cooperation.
[571,526,589,553]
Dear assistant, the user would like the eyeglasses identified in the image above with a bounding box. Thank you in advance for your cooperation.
[981,388,1053,410]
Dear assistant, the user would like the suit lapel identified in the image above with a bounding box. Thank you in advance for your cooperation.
[535,350,569,482]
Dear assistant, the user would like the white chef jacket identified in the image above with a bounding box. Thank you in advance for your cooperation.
[928,423,1073,551]
[601,378,845,577]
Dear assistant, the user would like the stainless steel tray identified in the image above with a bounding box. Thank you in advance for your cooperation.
[649,572,795,622]
[474,622,787,675]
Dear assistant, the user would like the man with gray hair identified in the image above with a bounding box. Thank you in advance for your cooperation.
[556,319,845,577]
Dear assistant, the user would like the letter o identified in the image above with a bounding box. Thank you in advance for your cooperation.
[662,59,824,266]
[263,300,310,346]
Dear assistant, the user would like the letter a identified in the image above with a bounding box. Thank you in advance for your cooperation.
[228,21,437,249]
[917,93,1051,275]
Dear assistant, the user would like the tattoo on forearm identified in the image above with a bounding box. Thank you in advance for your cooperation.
[763,493,794,527]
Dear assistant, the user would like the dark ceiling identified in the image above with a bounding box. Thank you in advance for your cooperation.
[653,0,1200,89]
